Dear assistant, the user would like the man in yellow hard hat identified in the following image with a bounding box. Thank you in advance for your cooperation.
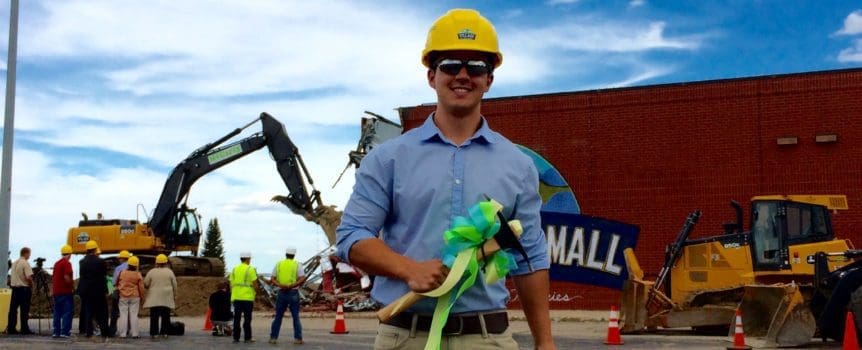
[229,251,257,343]
[336,8,556,349]
[51,245,75,338]
[78,240,111,340]
[109,250,132,336]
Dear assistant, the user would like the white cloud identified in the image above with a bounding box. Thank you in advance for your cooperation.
[24,1,427,98]
[514,21,699,53]
[838,39,862,62]
[836,10,862,35]
[498,19,700,88]
[629,0,646,8]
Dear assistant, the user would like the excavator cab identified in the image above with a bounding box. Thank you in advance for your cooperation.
[166,206,202,251]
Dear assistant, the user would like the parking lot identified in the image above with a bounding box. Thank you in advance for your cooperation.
[0,310,847,349]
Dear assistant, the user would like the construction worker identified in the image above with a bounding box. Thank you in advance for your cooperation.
[229,251,257,343]
[109,250,131,336]
[336,8,556,350]
[143,254,177,338]
[51,245,75,338]
[268,246,306,344]
[7,247,34,335]
[78,240,111,339]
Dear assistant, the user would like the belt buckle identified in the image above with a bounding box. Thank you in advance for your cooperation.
[442,316,464,336]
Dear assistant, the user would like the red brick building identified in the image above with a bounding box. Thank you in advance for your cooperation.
[397,68,862,310]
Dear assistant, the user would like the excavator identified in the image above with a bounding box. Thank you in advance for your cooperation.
[620,194,860,347]
[67,112,340,276]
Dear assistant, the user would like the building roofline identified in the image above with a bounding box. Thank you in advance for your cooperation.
[482,67,862,102]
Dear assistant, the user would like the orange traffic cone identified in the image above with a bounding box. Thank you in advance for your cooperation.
[202,307,213,331]
[727,308,752,350]
[604,305,624,345]
[844,311,860,350]
[330,300,349,334]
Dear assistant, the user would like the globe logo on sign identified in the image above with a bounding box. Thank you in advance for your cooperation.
[516,145,579,215]
[76,232,90,244]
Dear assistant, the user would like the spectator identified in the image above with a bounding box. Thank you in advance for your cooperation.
[7,247,34,335]
[51,245,75,338]
[143,254,177,339]
[208,280,232,336]
[78,241,110,340]
[109,250,131,336]
[116,256,145,338]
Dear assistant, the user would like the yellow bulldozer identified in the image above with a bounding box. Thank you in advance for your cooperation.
[621,194,860,347]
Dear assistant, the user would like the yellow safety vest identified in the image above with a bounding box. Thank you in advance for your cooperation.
[229,263,257,302]
[275,259,298,286]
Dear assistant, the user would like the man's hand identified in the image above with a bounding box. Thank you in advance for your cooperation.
[403,259,448,293]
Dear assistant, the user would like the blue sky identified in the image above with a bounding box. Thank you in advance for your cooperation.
[0,1,860,273]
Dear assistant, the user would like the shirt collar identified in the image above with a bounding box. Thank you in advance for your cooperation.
[418,112,498,145]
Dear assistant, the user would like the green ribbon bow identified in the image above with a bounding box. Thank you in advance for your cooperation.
[420,199,518,350]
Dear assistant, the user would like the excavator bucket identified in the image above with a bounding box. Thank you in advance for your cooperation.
[737,283,816,348]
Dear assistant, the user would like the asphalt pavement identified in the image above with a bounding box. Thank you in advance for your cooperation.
[0,311,846,349]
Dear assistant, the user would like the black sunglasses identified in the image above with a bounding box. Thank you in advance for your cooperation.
[435,59,492,77]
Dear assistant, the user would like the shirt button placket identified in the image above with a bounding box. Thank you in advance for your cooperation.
[452,147,465,218]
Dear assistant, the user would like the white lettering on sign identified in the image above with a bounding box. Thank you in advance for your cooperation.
[546,225,623,276]
[509,288,583,303]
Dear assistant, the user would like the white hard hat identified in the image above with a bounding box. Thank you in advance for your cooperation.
[240,251,252,258]
[285,247,297,255]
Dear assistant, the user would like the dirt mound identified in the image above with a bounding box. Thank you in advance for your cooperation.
[173,276,273,316]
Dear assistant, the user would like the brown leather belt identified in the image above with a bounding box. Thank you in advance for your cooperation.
[383,311,509,335]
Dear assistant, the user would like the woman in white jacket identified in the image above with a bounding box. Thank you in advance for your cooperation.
[143,254,177,338]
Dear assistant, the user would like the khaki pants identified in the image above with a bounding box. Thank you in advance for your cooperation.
[117,297,140,337]
[374,323,519,350]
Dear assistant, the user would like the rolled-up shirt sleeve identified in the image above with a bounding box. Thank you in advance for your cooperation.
[509,160,550,276]
[335,148,392,264]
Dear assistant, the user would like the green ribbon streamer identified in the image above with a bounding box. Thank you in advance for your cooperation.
[419,199,518,350]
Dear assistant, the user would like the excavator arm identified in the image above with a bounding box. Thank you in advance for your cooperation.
[148,112,322,248]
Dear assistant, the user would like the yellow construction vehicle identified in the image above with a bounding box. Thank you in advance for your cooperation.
[621,194,857,347]
[67,112,338,276]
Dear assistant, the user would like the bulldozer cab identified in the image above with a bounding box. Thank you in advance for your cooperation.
[749,198,835,271]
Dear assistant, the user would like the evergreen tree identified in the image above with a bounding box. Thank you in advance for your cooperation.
[201,217,225,264]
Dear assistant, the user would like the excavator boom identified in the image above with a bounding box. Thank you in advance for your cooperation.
[68,112,327,276]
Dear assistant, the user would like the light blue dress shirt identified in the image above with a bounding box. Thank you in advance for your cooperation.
[336,114,550,314]
[112,262,128,286]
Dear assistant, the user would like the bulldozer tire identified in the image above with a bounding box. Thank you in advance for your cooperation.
[848,285,862,344]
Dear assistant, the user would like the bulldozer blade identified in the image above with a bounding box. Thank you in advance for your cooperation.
[736,284,816,348]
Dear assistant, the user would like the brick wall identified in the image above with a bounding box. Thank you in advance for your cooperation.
[398,68,862,310]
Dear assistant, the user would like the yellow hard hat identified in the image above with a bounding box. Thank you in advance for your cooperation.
[118,250,131,259]
[128,256,140,267]
[60,244,73,255]
[85,240,99,250]
[155,254,168,264]
[422,9,503,68]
